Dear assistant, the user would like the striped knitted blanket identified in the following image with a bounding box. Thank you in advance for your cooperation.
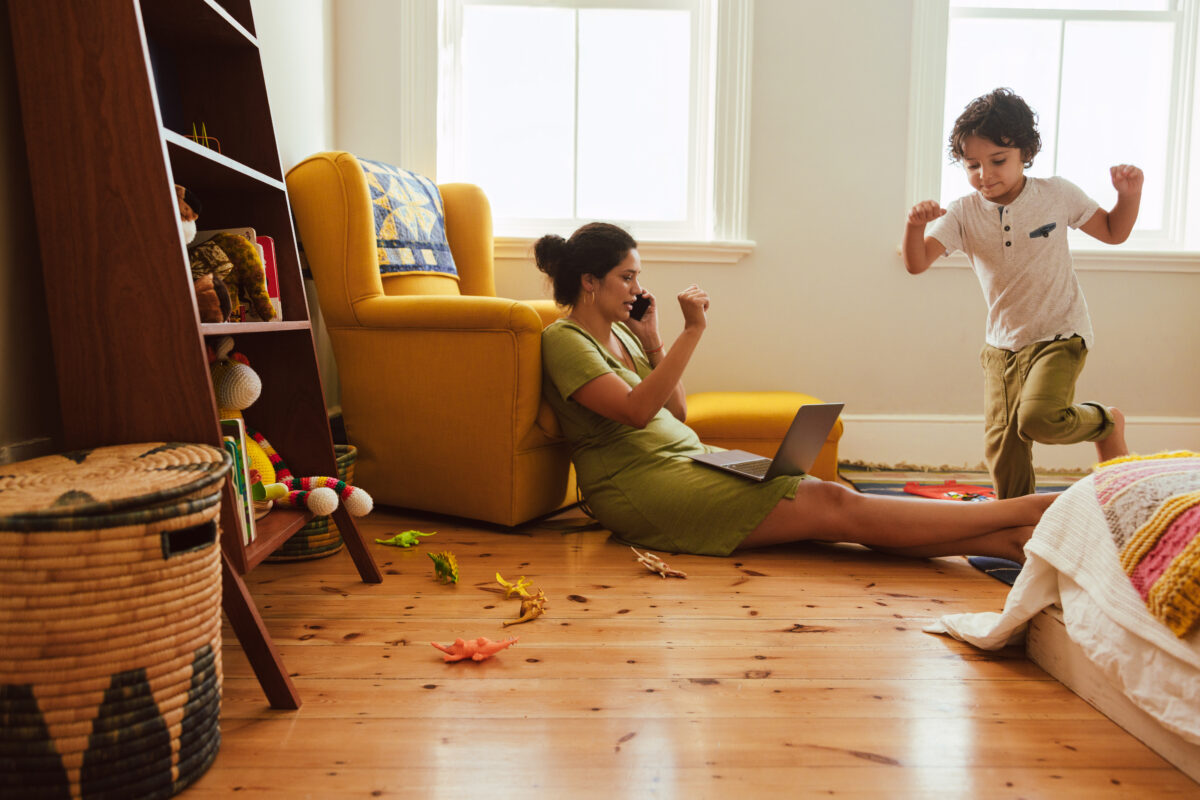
[1094,451,1200,637]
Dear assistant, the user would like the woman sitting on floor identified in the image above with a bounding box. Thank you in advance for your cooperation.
[536,222,1076,560]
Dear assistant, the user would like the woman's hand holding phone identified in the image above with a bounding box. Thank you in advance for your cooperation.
[630,292,651,321]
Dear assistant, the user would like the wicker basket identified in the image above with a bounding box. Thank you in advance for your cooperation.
[0,442,230,800]
[265,444,356,562]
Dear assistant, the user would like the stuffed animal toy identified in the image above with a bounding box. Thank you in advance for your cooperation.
[192,273,231,323]
[177,184,231,323]
[190,232,277,323]
[208,336,372,518]
[177,183,201,244]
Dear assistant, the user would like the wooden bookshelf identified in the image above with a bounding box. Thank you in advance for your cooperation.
[6,0,381,709]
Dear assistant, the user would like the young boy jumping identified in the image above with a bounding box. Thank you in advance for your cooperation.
[902,87,1139,498]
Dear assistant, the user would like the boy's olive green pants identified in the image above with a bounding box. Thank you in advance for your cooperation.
[981,335,1113,499]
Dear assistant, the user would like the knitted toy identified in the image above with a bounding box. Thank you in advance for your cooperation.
[247,427,372,517]
[208,336,372,518]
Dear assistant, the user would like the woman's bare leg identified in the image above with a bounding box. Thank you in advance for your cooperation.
[738,480,1055,556]
[873,525,1034,562]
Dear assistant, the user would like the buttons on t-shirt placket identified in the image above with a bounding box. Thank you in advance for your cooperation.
[1003,207,1013,257]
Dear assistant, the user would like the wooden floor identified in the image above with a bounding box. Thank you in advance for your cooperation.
[189,502,1200,799]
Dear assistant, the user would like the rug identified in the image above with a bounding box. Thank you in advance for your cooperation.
[840,465,1085,585]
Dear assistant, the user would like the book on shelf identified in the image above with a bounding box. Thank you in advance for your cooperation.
[256,234,282,318]
[220,417,256,544]
[193,226,256,248]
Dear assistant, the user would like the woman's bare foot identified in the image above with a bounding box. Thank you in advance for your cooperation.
[1095,406,1129,462]
[998,522,1036,566]
[1003,525,1034,564]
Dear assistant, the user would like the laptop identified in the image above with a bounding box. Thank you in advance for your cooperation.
[689,402,844,482]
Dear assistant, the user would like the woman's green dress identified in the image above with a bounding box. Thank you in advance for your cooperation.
[541,319,809,556]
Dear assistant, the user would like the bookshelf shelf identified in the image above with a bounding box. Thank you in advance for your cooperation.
[200,320,312,335]
[234,508,311,573]
[7,0,381,710]
[164,131,287,191]
[139,0,257,48]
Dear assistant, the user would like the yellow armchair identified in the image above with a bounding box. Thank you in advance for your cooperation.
[285,151,571,527]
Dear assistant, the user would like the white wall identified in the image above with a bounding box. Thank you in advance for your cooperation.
[259,0,1200,469]
[252,0,333,167]
[250,0,342,409]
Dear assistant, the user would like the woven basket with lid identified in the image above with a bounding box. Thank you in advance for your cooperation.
[0,442,230,800]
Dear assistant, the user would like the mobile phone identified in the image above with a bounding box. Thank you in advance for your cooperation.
[630,293,651,321]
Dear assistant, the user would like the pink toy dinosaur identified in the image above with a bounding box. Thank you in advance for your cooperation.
[431,636,519,662]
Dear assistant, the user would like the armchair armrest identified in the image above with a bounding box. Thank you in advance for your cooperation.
[351,294,543,333]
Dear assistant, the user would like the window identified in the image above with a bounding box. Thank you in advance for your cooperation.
[909,0,1200,251]
[436,0,752,246]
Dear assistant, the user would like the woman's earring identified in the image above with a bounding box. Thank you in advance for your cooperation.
[587,290,595,305]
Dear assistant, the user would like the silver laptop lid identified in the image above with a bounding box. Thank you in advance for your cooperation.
[764,402,844,480]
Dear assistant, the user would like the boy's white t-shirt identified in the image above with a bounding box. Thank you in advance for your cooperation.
[927,176,1100,351]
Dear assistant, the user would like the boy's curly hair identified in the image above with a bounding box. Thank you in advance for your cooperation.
[949,87,1041,168]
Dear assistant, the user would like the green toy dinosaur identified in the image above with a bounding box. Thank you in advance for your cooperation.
[375,530,436,548]
[428,551,459,584]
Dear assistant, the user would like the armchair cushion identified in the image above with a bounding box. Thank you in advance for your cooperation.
[359,157,458,279]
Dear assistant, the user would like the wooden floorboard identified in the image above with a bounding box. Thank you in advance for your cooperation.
[189,503,1200,798]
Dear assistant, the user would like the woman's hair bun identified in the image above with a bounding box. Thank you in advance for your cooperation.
[534,234,568,278]
[535,223,636,306]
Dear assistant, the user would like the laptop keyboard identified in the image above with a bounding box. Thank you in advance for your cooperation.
[729,459,771,478]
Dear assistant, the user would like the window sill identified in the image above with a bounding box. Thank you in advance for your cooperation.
[495,236,756,266]
[930,249,1200,274]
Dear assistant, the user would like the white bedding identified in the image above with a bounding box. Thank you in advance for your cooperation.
[925,472,1200,745]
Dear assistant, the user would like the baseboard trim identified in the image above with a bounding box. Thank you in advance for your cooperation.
[838,414,1200,471]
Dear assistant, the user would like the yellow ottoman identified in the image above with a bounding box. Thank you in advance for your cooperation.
[686,391,844,483]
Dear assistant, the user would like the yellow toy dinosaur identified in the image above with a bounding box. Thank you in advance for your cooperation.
[495,572,532,599]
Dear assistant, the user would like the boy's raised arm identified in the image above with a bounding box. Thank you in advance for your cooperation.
[1080,164,1143,245]
[903,200,948,275]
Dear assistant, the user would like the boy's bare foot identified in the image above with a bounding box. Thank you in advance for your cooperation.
[1095,406,1129,462]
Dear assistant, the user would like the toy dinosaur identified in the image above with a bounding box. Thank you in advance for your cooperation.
[429,550,459,583]
[632,546,687,578]
[376,530,436,548]
[495,571,532,599]
[431,636,518,662]
[502,589,547,627]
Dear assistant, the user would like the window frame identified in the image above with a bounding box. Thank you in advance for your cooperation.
[907,0,1200,267]
[398,0,754,264]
